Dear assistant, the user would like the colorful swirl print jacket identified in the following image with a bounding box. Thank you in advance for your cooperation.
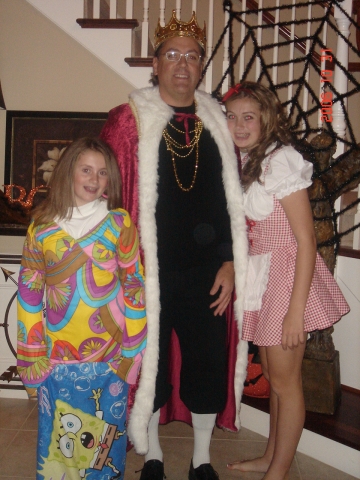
[17,208,147,397]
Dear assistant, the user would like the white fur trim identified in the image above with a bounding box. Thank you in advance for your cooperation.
[127,87,248,452]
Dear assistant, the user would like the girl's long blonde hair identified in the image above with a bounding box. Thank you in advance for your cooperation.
[224,81,293,191]
[32,137,122,226]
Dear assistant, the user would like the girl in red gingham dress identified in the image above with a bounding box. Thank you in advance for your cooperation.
[223,81,349,480]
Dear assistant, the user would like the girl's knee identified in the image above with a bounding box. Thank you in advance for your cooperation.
[269,374,303,397]
[261,364,270,382]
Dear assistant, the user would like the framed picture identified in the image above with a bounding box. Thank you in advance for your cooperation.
[1,110,109,235]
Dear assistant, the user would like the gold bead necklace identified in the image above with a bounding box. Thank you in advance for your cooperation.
[162,118,203,192]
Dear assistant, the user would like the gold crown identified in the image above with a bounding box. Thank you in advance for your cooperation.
[154,10,206,52]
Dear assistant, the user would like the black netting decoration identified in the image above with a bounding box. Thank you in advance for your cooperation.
[203,0,360,260]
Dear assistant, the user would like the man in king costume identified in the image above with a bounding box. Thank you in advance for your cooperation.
[101,10,248,480]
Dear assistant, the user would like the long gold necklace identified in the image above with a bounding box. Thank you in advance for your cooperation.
[162,118,203,192]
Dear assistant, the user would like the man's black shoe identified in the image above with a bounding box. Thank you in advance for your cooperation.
[138,459,166,479]
[188,460,219,480]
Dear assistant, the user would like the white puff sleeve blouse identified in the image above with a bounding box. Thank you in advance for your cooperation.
[243,145,313,221]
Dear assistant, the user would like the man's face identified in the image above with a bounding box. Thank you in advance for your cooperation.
[153,37,203,107]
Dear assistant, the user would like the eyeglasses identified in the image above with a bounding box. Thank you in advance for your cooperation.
[160,51,202,65]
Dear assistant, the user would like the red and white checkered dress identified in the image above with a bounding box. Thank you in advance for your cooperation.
[241,146,349,347]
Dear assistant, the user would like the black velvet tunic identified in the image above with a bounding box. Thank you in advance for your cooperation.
[154,104,232,412]
[155,104,233,273]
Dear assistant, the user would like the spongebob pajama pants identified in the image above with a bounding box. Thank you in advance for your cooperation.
[37,363,128,480]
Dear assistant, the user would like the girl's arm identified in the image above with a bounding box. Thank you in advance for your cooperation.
[17,225,51,397]
[279,189,317,350]
[117,213,147,384]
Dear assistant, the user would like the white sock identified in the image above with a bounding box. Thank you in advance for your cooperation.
[191,412,216,468]
[145,409,163,463]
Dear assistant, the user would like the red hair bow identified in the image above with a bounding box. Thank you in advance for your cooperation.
[222,83,253,103]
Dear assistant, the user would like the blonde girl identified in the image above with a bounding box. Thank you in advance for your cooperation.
[17,137,147,480]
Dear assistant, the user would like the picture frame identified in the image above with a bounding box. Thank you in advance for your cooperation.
[1,110,109,236]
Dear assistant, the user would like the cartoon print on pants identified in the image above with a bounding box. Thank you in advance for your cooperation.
[36,363,128,480]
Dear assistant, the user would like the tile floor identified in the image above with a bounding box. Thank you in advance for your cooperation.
[0,398,357,480]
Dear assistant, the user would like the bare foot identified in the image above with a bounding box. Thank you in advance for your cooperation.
[227,457,270,473]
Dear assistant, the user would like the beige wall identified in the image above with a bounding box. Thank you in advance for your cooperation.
[0,0,135,186]
[0,0,136,253]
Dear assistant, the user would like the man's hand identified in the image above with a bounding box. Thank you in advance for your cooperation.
[209,261,235,316]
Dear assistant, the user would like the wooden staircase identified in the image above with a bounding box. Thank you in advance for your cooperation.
[75,0,360,72]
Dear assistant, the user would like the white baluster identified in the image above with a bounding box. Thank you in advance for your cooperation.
[255,0,263,80]
[141,0,149,57]
[222,4,230,94]
[333,0,352,158]
[272,0,280,84]
[318,3,329,128]
[175,0,181,20]
[330,0,352,243]
[353,186,360,249]
[126,0,133,19]
[238,0,246,80]
[84,0,90,18]
[302,2,312,122]
[109,0,116,19]
[93,0,100,19]
[205,0,214,93]
[159,0,165,27]
[287,0,296,114]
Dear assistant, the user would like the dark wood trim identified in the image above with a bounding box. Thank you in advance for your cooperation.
[0,254,22,264]
[76,18,138,29]
[338,246,360,259]
[342,384,360,395]
[242,385,360,451]
[0,366,25,390]
[354,0,360,51]
[325,60,360,72]
[0,80,5,110]
[342,62,360,73]
[124,57,153,67]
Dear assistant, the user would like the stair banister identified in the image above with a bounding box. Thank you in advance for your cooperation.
[110,0,116,19]
[287,0,296,115]
[175,1,181,20]
[239,0,247,80]
[141,0,149,58]
[204,0,214,93]
[126,0,133,19]
[222,3,230,94]
[160,0,165,27]
[272,0,280,84]
[353,185,360,249]
[318,3,329,128]
[302,1,312,125]
[333,0,353,157]
[255,0,263,80]
[93,0,100,19]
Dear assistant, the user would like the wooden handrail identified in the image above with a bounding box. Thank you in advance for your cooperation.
[76,18,138,29]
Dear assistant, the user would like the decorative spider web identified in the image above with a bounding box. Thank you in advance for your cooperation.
[204,0,360,256]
